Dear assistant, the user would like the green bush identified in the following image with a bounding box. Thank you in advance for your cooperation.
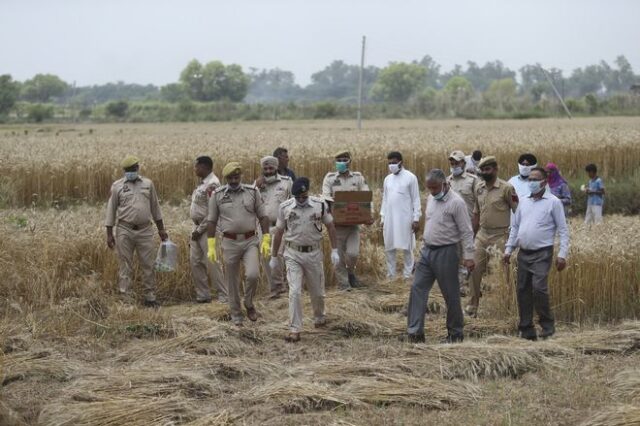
[27,103,54,122]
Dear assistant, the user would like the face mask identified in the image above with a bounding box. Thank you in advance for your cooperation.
[451,166,464,176]
[518,163,536,178]
[528,180,544,194]
[433,190,446,201]
[335,161,349,173]
[388,163,401,174]
[480,172,493,182]
[264,174,277,183]
[124,171,138,181]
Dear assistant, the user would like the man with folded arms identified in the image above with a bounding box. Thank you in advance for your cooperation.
[503,167,569,341]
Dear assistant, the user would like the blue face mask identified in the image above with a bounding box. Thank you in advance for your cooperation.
[335,161,349,173]
[124,171,138,181]
[528,180,544,194]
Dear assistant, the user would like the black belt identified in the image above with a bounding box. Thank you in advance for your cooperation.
[223,231,256,240]
[520,246,553,255]
[424,243,456,250]
[118,221,151,231]
[286,242,319,253]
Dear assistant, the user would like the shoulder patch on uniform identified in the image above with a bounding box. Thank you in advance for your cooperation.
[241,184,257,190]
[214,186,226,194]
[511,193,519,203]
[280,175,291,181]
[352,171,362,176]
[281,198,296,207]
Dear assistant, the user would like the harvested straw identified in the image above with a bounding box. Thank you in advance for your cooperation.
[245,378,362,413]
[183,410,237,426]
[553,329,640,355]
[612,369,640,401]
[1,350,82,386]
[38,397,200,426]
[581,404,640,426]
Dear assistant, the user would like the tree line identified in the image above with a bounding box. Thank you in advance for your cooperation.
[1,55,639,122]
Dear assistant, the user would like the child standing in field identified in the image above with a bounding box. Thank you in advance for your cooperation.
[583,163,605,224]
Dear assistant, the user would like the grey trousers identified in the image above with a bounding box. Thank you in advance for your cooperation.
[516,246,555,337]
[407,244,463,338]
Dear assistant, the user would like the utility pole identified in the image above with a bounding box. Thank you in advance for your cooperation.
[540,66,572,119]
[357,35,366,130]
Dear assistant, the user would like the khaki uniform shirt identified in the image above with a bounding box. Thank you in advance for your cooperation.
[190,172,221,234]
[105,176,162,227]
[321,170,370,202]
[473,178,519,230]
[256,174,292,225]
[276,196,333,246]
[208,184,266,234]
[448,172,478,219]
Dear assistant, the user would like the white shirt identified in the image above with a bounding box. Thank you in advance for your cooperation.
[464,155,479,173]
[508,175,530,199]
[423,190,475,260]
[380,168,421,251]
[505,188,570,259]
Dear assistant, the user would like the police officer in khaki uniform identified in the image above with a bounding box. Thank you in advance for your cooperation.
[105,155,167,307]
[255,155,292,299]
[190,155,227,304]
[270,177,340,342]
[321,150,372,291]
[448,150,478,295]
[466,156,518,317]
[207,162,269,326]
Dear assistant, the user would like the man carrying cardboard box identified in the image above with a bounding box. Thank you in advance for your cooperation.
[322,150,373,291]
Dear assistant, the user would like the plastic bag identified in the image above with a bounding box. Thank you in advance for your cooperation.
[155,240,178,272]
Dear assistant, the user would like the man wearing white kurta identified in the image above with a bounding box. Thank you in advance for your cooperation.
[380,151,422,279]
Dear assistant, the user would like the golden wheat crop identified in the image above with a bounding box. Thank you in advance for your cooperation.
[1,117,640,206]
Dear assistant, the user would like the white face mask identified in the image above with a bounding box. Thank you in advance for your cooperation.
[124,171,138,181]
[518,163,536,178]
[450,166,464,176]
[388,163,401,174]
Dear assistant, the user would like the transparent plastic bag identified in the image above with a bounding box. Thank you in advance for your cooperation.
[154,240,178,272]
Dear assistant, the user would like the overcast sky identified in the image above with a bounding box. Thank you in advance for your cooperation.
[2,0,639,86]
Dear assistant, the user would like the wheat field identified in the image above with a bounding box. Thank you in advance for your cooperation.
[2,118,640,425]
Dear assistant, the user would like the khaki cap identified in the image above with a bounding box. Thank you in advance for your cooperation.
[222,162,242,178]
[478,156,497,169]
[121,155,139,169]
[334,150,351,159]
[448,150,465,162]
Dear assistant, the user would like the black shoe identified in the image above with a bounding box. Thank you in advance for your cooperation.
[143,299,160,308]
[539,330,555,340]
[348,272,363,288]
[407,333,426,343]
[196,298,212,304]
[521,333,538,341]
[442,334,464,344]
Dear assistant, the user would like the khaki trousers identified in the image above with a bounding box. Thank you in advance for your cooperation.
[335,225,360,287]
[115,224,156,302]
[190,229,227,302]
[284,247,326,332]
[468,227,509,310]
[263,227,286,295]
[222,235,260,324]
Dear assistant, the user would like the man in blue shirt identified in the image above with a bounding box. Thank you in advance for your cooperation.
[273,147,296,180]
[504,167,570,341]
[584,163,605,225]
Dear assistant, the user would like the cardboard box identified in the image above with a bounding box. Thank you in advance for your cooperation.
[332,191,373,225]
